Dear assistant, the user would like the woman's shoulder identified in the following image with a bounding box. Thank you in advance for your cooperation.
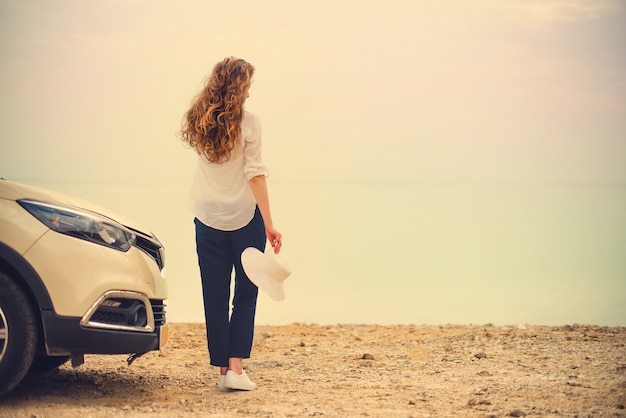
[243,111,261,126]
[242,111,262,142]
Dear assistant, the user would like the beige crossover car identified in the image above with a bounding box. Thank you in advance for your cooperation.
[0,179,168,396]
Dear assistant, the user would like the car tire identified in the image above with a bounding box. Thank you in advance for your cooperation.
[29,355,70,374]
[0,271,38,397]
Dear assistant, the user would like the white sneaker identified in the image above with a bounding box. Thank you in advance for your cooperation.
[224,370,257,391]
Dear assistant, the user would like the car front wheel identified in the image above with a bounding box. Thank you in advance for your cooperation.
[0,271,38,397]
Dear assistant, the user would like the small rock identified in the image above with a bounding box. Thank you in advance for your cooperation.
[510,410,526,417]
[356,353,374,360]
[477,370,491,376]
[474,352,487,360]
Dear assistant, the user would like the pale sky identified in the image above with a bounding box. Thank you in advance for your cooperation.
[1,1,626,326]
[1,0,625,186]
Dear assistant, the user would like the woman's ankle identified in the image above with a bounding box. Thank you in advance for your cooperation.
[228,358,243,374]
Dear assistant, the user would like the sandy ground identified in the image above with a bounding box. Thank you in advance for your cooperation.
[0,323,624,417]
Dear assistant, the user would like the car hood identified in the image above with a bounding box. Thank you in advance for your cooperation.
[0,179,155,237]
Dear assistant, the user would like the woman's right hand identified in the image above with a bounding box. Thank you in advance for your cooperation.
[266,226,282,254]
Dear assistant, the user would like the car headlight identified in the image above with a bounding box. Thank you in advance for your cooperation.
[18,199,136,252]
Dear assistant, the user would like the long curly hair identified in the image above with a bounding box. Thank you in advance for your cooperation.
[181,57,254,163]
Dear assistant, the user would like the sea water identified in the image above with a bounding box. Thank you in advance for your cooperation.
[35,181,626,326]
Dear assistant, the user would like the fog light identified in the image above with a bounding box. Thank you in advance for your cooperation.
[128,306,147,327]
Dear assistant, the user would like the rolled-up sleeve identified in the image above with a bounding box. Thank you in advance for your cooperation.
[243,112,269,180]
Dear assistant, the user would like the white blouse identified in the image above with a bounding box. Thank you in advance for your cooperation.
[187,111,268,231]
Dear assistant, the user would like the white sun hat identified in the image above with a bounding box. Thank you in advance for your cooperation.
[241,246,292,301]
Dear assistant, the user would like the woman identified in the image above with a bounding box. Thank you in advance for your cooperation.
[181,57,282,391]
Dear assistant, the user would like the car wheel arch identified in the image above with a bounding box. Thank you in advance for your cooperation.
[0,242,54,311]
[0,242,54,359]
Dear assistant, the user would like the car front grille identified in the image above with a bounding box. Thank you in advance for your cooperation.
[151,299,167,327]
[133,233,164,271]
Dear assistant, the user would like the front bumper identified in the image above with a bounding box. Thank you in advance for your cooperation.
[41,297,168,356]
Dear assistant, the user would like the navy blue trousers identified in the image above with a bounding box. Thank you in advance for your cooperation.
[194,207,266,367]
